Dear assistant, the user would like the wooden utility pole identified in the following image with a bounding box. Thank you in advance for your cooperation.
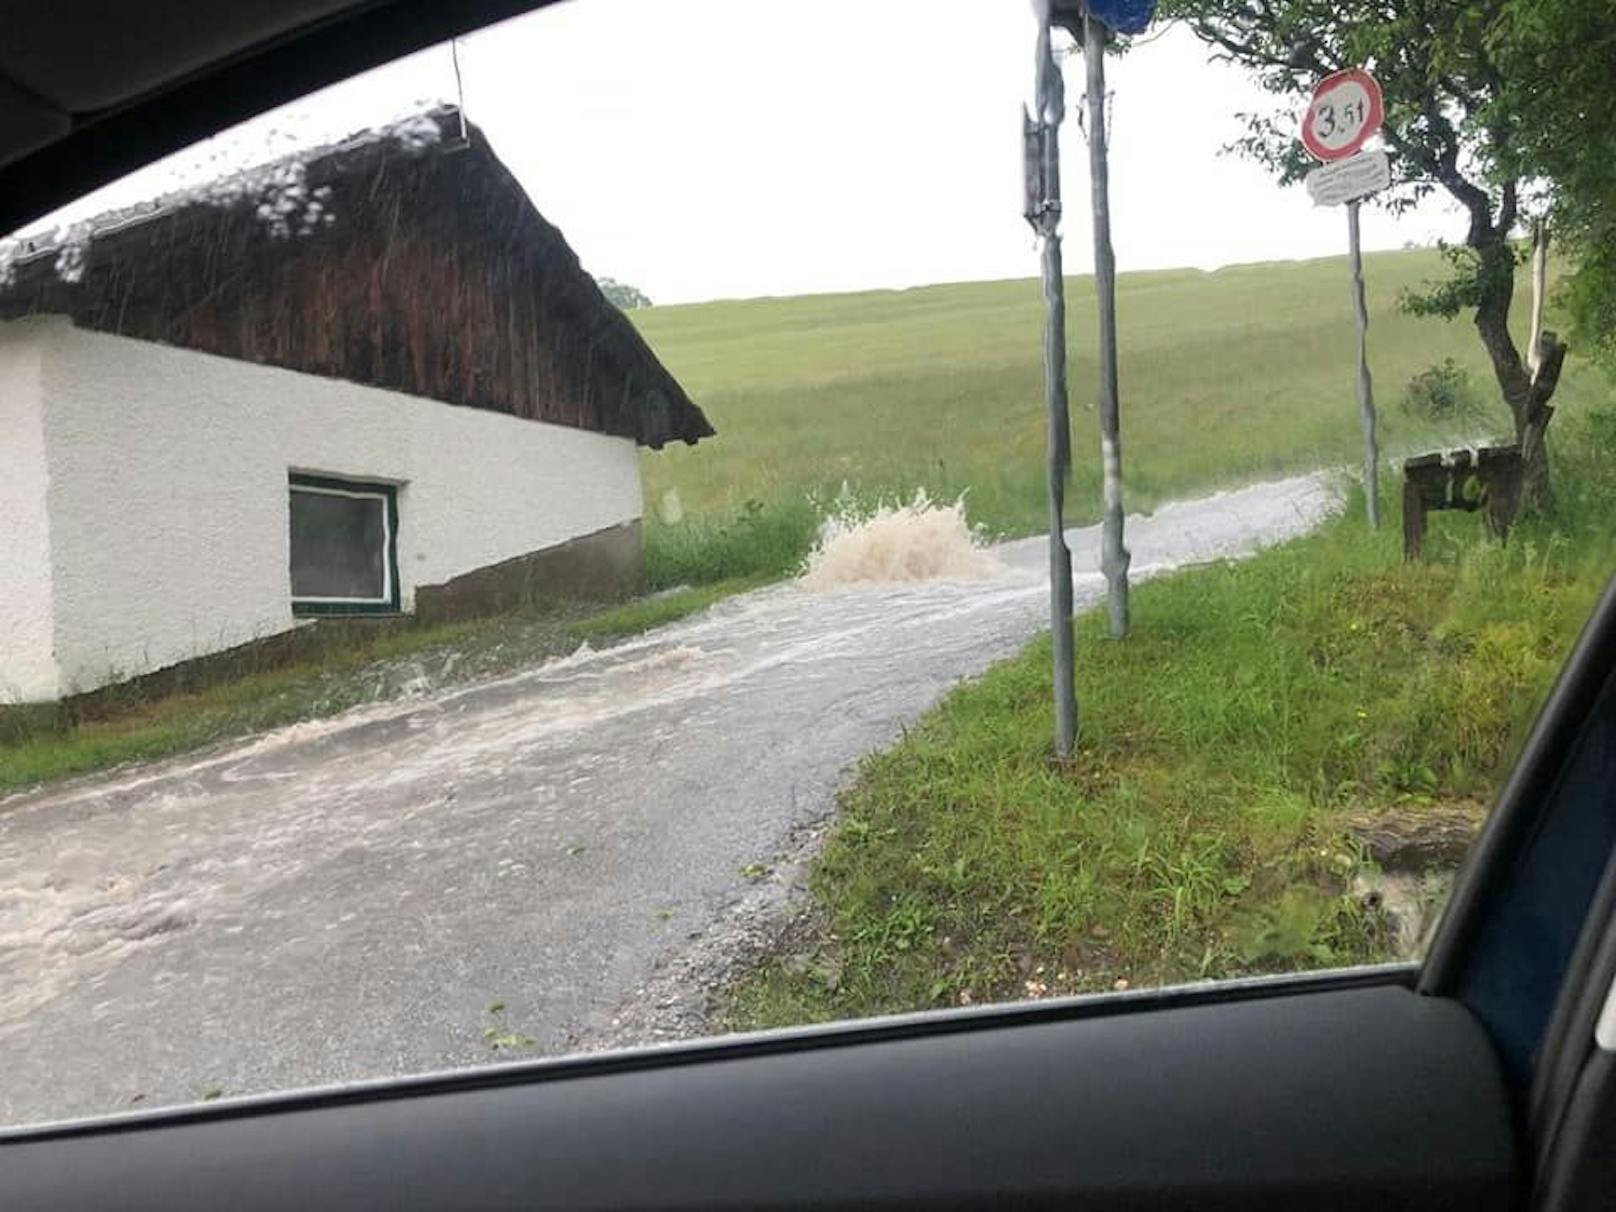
[1025,0,1077,756]
[1083,12,1130,638]
[1346,199,1379,528]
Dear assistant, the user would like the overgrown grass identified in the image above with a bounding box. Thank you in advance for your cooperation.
[725,408,1616,1029]
[644,498,820,590]
[0,582,743,795]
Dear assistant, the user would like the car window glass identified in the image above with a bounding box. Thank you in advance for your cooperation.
[1,0,1612,1129]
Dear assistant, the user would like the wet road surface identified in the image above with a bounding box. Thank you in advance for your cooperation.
[0,474,1336,1125]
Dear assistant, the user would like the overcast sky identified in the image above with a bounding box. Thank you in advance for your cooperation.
[19,0,1462,305]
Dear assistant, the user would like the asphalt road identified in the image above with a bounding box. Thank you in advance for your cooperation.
[0,474,1336,1126]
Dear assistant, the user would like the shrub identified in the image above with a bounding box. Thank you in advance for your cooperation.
[1402,358,1484,425]
[643,497,820,589]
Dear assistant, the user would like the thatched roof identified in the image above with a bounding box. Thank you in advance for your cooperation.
[0,107,712,449]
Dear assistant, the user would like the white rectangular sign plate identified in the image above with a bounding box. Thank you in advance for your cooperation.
[1306,149,1391,207]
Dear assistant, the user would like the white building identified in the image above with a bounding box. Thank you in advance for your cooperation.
[0,110,711,704]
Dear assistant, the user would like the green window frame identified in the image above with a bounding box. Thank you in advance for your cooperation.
[288,473,401,616]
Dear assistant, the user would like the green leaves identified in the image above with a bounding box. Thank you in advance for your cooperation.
[1170,0,1616,374]
[1162,0,1507,206]
[1489,0,1616,372]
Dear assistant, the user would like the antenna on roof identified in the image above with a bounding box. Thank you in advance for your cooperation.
[446,38,471,151]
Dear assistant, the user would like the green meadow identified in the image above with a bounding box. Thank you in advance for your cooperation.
[633,248,1538,586]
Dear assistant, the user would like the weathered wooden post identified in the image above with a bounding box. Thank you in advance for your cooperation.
[1024,0,1078,756]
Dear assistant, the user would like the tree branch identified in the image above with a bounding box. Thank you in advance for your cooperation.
[1498,178,1519,238]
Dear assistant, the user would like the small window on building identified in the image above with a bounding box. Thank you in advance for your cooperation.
[288,474,400,615]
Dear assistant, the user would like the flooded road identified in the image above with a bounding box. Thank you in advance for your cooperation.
[0,474,1336,1126]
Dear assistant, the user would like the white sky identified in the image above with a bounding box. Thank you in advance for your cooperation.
[16,0,1463,305]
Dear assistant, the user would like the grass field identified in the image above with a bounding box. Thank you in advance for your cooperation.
[725,404,1616,1029]
[633,248,1552,586]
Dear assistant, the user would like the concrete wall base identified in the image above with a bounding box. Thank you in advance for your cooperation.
[37,522,644,714]
[414,520,643,623]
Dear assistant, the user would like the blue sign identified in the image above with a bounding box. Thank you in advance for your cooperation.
[1086,0,1156,34]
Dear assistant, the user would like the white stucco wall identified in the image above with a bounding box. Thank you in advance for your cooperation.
[27,319,641,698]
[0,323,58,702]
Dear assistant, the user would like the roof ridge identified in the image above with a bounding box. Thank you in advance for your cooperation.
[1,104,462,279]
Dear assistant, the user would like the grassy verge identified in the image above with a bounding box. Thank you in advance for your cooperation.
[645,498,821,590]
[0,579,753,796]
[724,409,1616,1029]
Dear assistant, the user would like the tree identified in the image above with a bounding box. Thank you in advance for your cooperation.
[597,277,652,310]
[1490,0,1616,373]
[1159,0,1564,512]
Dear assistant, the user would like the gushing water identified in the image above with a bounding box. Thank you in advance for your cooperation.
[800,491,1000,590]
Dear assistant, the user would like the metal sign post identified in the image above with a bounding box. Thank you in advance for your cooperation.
[1024,0,1077,756]
[1083,10,1130,639]
[1302,68,1386,529]
[1346,198,1379,528]
[1022,0,1154,753]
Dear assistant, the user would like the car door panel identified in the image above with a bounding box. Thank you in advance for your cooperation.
[0,981,1515,1211]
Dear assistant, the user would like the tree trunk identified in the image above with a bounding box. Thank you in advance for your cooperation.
[1471,236,1553,515]
[1518,410,1553,513]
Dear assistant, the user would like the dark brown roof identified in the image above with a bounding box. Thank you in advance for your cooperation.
[0,106,712,449]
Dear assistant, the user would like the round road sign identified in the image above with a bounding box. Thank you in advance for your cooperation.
[1301,68,1384,162]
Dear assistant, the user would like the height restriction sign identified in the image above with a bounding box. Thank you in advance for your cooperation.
[1301,67,1384,162]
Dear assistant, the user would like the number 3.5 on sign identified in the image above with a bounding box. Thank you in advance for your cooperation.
[1301,67,1384,162]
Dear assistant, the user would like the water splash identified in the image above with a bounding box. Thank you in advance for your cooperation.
[800,491,1000,590]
